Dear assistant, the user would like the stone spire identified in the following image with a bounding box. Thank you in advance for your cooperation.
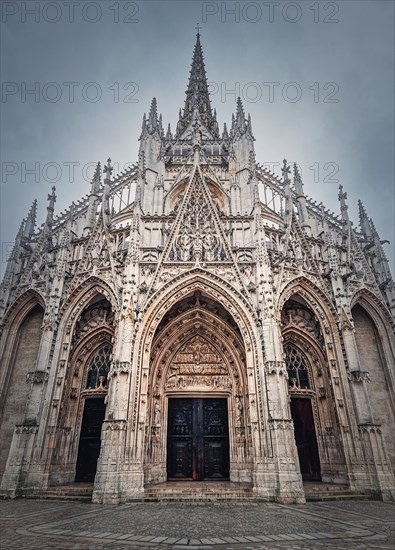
[338,184,350,228]
[230,97,254,140]
[282,159,292,220]
[175,30,219,138]
[84,162,101,236]
[358,200,392,288]
[24,199,37,238]
[102,158,113,226]
[358,199,373,241]
[140,98,163,139]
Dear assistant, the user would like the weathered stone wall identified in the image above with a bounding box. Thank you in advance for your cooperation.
[0,305,44,479]
[352,304,395,469]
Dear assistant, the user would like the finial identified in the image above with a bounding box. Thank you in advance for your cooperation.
[93,161,101,180]
[338,184,348,206]
[103,158,113,180]
[47,186,56,210]
[195,22,201,35]
[281,159,291,182]
[293,163,301,181]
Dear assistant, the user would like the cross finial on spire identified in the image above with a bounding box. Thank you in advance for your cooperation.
[195,23,201,35]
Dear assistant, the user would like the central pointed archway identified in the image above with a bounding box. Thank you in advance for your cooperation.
[144,292,251,486]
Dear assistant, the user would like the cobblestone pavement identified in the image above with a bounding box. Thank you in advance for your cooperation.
[0,499,394,549]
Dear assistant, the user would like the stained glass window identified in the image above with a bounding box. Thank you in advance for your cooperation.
[285,344,310,389]
[85,346,111,390]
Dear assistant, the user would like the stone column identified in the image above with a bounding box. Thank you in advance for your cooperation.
[255,317,305,503]
[93,312,136,503]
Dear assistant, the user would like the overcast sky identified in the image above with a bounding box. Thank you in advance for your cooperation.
[1,0,394,276]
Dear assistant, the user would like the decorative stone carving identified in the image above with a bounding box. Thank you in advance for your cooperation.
[109,360,132,377]
[104,420,127,431]
[72,300,114,345]
[348,370,371,383]
[168,177,227,263]
[15,424,39,434]
[269,418,294,430]
[26,371,48,384]
[165,334,232,390]
[265,361,288,377]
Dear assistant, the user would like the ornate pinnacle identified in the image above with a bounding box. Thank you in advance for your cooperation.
[47,186,56,210]
[24,199,38,237]
[235,97,246,131]
[338,184,348,212]
[93,161,101,181]
[103,157,113,180]
[293,162,305,196]
[293,163,301,182]
[281,159,291,182]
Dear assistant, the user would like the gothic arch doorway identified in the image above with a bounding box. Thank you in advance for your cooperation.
[75,345,111,482]
[285,344,321,481]
[49,295,114,486]
[144,292,251,486]
[281,295,348,485]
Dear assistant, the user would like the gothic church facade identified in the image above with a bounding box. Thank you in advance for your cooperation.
[0,33,394,503]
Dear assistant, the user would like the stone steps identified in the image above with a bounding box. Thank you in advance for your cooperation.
[303,483,373,502]
[38,483,94,502]
[305,492,372,501]
[34,482,375,503]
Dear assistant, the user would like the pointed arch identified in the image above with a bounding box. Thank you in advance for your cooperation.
[351,294,395,469]
[278,276,338,327]
[140,268,259,359]
[0,299,45,480]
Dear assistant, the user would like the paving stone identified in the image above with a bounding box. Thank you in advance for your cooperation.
[1,499,394,550]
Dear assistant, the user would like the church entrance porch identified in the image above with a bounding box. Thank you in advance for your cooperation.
[75,397,105,482]
[167,397,229,481]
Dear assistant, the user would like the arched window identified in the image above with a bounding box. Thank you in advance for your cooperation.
[85,346,111,390]
[285,345,310,390]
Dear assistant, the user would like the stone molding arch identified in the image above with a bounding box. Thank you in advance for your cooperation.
[0,290,46,391]
[351,289,394,335]
[350,289,395,385]
[149,307,247,397]
[58,276,119,327]
[278,276,338,326]
[1,288,46,330]
[131,270,263,439]
[141,268,259,354]
[50,319,113,484]
[143,294,253,485]
[281,314,347,482]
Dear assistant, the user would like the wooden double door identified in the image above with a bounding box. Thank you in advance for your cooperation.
[167,398,230,480]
